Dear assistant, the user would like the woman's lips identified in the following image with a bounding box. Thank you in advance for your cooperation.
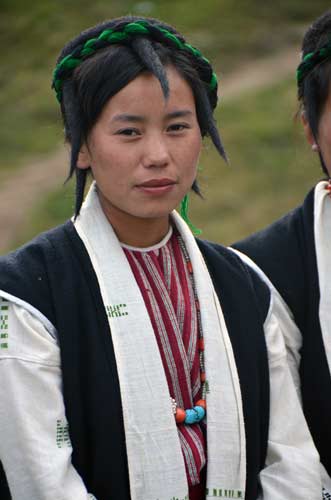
[136,178,177,194]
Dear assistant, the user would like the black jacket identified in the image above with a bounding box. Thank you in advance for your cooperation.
[0,221,270,499]
[233,186,331,478]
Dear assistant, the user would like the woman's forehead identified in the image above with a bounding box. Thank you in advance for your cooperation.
[99,67,196,119]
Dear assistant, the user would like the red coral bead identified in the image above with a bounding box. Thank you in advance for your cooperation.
[199,338,204,351]
[196,399,206,410]
[175,408,186,424]
[200,372,206,383]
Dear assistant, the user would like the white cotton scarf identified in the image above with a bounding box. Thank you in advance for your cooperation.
[314,181,331,377]
[74,184,246,500]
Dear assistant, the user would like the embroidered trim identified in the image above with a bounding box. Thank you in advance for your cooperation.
[0,298,9,349]
[206,488,243,498]
[0,290,58,340]
[106,304,128,317]
[323,488,331,500]
[56,419,72,448]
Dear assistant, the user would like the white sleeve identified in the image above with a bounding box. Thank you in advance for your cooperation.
[264,282,302,399]
[230,248,331,497]
[258,295,322,499]
[0,297,97,500]
[229,247,302,396]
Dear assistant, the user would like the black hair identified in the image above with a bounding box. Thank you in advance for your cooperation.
[56,15,226,215]
[299,10,331,175]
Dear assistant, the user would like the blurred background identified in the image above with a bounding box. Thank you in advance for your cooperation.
[1,0,330,253]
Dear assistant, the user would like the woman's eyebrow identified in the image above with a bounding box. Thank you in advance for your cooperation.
[111,110,194,123]
[111,114,145,123]
[165,110,193,119]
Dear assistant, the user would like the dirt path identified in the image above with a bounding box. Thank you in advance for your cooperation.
[0,148,68,252]
[220,46,299,101]
[0,45,300,253]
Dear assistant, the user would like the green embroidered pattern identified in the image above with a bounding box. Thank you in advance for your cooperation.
[56,419,72,448]
[0,299,9,349]
[156,496,188,500]
[106,304,128,318]
[206,488,243,498]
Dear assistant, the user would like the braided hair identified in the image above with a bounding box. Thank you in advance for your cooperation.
[53,16,226,216]
[297,10,331,176]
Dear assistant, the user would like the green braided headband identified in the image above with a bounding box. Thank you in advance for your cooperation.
[53,20,218,102]
[297,41,331,86]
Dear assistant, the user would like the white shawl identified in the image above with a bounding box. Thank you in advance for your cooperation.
[314,181,331,378]
[314,181,331,494]
[74,184,246,500]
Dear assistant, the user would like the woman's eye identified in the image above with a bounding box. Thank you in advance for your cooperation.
[117,128,140,137]
[168,123,189,132]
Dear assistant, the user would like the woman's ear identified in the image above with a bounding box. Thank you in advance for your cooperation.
[301,111,318,150]
[77,144,91,170]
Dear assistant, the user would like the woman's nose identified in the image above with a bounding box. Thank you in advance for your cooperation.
[142,135,170,168]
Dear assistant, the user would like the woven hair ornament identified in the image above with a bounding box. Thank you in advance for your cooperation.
[53,20,218,101]
[52,20,221,234]
[297,40,331,86]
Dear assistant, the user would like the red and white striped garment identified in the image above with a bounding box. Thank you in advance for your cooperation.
[123,228,206,498]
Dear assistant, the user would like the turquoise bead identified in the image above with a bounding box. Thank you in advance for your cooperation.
[194,405,206,420]
[184,406,206,424]
[184,409,198,424]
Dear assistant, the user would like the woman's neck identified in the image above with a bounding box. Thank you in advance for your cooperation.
[100,201,171,248]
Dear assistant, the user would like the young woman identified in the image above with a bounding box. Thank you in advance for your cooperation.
[0,15,321,500]
[233,10,331,496]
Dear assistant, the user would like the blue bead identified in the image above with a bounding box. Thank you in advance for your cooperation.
[194,405,206,421]
[184,409,198,424]
[183,405,206,425]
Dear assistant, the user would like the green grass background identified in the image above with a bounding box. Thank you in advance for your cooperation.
[1,0,329,250]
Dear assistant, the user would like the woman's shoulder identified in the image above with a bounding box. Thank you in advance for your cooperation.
[197,237,268,282]
[197,238,271,322]
[232,186,315,262]
[231,185,317,323]
[0,221,73,278]
[0,221,75,324]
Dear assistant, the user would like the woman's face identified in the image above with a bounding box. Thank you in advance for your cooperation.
[303,90,331,176]
[78,65,202,241]
[316,92,331,176]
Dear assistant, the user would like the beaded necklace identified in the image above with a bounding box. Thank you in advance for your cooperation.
[171,233,207,425]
